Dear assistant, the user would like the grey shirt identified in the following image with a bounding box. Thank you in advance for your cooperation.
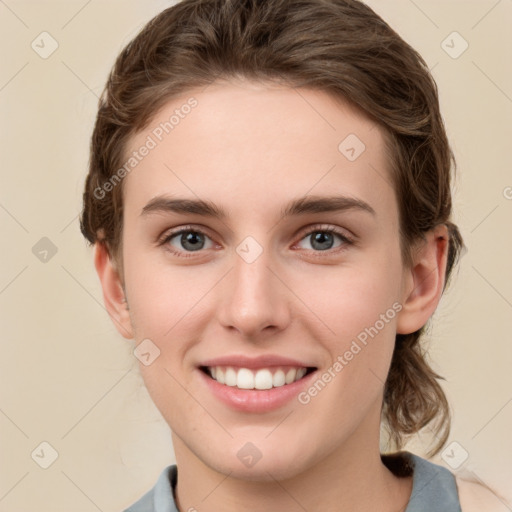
[123,451,461,512]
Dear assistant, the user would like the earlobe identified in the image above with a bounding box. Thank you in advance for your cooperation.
[396,225,449,335]
[93,243,134,339]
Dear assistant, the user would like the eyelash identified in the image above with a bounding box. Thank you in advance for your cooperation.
[158,224,355,259]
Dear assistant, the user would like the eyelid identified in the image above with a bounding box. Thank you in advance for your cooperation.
[293,223,355,244]
[157,224,216,244]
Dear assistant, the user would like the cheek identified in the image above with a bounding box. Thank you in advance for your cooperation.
[294,253,402,338]
[297,292,399,434]
[301,252,402,394]
[122,247,201,337]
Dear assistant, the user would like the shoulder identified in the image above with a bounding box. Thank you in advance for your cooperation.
[122,465,178,512]
[390,452,509,512]
[456,476,509,512]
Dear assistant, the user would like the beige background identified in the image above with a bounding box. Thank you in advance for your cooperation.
[0,0,511,510]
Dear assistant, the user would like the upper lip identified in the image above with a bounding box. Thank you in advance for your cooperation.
[199,354,316,369]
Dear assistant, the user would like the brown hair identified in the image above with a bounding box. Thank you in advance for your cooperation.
[80,0,464,456]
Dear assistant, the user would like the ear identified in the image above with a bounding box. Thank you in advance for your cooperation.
[396,224,449,335]
[93,242,134,339]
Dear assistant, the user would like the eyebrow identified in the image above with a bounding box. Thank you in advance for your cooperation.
[140,194,376,219]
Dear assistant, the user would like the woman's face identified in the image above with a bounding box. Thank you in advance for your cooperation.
[117,80,410,480]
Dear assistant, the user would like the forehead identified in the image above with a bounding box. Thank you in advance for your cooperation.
[122,80,396,223]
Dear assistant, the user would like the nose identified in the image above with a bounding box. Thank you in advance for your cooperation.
[216,245,291,340]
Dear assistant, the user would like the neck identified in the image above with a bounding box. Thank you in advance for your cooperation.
[172,408,412,512]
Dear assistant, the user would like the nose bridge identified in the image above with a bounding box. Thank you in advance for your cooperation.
[217,237,290,337]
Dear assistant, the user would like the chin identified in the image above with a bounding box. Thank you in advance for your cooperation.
[194,437,316,483]
[214,457,308,483]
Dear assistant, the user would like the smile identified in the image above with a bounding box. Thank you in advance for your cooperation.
[200,366,315,390]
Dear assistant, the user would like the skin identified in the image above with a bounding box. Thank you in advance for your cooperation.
[95,80,449,512]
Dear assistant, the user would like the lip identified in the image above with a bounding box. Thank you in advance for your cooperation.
[199,354,314,369]
[197,362,317,413]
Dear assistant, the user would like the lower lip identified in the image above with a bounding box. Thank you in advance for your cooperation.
[198,369,317,413]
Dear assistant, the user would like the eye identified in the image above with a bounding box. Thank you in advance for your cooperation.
[160,226,216,257]
[294,226,353,253]
[158,224,354,259]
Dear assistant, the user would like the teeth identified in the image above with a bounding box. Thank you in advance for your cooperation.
[206,366,310,390]
[296,368,307,380]
[272,370,286,387]
[254,369,273,390]
[237,368,254,389]
[225,367,237,387]
[215,368,225,384]
[285,368,297,384]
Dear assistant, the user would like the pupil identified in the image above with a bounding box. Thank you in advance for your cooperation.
[312,232,333,251]
[182,232,204,251]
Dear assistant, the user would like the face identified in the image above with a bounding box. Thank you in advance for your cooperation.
[116,80,410,481]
